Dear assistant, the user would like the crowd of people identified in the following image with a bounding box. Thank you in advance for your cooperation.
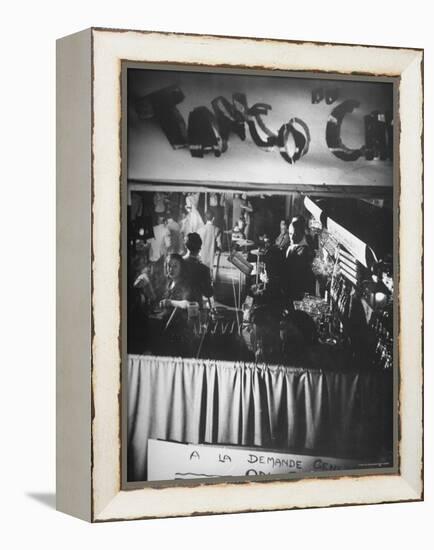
[128,191,318,361]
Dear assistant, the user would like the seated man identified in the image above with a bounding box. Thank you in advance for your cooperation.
[249,246,285,363]
[183,232,214,308]
[280,310,318,364]
[231,218,246,244]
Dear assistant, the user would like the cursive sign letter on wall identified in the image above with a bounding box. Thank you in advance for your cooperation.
[135,87,392,164]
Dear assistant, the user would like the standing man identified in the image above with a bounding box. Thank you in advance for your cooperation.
[181,194,204,236]
[283,216,313,302]
[208,192,224,231]
[232,193,242,230]
[183,232,214,308]
[240,193,254,240]
[199,210,221,269]
[147,213,169,263]
[165,209,183,254]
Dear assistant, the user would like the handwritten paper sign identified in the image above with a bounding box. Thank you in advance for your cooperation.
[147,439,366,481]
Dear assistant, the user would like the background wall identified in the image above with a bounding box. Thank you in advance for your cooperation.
[128,70,393,187]
[1,1,431,549]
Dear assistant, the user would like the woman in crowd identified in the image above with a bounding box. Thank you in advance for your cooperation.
[157,253,195,356]
[160,253,193,309]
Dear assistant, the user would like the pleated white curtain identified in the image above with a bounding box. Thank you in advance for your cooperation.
[127,355,381,482]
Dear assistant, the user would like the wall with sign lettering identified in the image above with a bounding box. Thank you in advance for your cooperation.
[147,439,378,481]
[127,69,393,188]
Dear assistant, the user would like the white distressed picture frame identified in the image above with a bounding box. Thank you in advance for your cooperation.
[56,28,423,522]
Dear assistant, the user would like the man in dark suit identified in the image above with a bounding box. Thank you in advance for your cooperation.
[283,216,313,302]
[183,232,214,308]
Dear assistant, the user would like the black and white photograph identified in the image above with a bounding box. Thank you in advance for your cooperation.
[125,67,395,483]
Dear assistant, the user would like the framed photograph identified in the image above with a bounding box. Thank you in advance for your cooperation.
[56,28,423,522]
